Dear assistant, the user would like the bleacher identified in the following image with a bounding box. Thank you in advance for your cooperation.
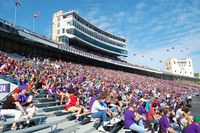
[0,85,128,133]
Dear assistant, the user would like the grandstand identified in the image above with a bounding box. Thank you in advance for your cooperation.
[52,11,128,61]
[0,14,200,133]
[0,17,199,83]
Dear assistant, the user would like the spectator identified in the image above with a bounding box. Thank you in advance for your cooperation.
[147,103,160,131]
[159,107,180,133]
[91,95,110,132]
[0,91,28,130]
[184,116,200,133]
[17,85,33,106]
[124,102,146,133]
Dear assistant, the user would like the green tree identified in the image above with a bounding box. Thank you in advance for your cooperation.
[194,73,200,78]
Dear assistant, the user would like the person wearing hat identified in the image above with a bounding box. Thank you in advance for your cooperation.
[17,85,33,106]
[124,101,146,133]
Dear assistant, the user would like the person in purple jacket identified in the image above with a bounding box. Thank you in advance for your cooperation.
[124,102,146,133]
[184,116,200,133]
[159,107,181,133]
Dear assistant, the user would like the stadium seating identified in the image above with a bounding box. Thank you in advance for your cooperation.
[0,47,200,133]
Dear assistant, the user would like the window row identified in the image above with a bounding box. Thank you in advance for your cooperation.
[174,70,192,74]
[67,20,126,48]
[73,16,125,42]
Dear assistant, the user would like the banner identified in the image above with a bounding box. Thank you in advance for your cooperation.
[0,83,10,93]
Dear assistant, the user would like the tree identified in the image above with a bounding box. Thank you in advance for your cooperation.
[194,73,200,78]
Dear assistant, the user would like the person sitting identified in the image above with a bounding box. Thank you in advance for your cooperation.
[124,102,146,133]
[147,103,160,131]
[55,85,67,105]
[0,90,28,130]
[27,80,39,96]
[17,85,33,106]
[91,95,110,132]
[180,107,193,130]
[175,102,184,122]
[65,88,85,121]
[184,116,200,133]
[138,100,147,117]
[159,107,177,133]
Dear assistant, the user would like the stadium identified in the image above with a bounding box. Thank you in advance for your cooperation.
[0,3,200,133]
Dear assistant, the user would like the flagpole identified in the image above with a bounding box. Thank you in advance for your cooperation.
[33,17,35,32]
[49,22,51,38]
[14,4,17,25]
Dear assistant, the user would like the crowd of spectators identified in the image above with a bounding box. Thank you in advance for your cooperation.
[0,50,200,132]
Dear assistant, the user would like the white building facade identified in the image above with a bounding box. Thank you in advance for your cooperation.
[52,10,128,58]
[166,58,194,77]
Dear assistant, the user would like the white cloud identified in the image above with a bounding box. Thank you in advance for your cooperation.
[136,2,146,10]
[149,25,164,34]
[176,13,193,25]
[115,11,126,18]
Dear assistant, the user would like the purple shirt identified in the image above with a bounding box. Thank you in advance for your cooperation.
[17,93,28,104]
[98,87,102,94]
[184,123,200,133]
[89,96,96,110]
[124,109,135,128]
[159,115,171,132]
[138,105,147,115]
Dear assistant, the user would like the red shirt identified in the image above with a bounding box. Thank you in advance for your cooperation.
[147,106,156,120]
[152,99,159,106]
[65,95,77,110]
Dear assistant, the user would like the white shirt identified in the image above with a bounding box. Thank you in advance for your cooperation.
[91,100,106,113]
[176,108,183,119]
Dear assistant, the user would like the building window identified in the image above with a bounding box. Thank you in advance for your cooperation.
[57,23,60,27]
[62,28,65,33]
[57,29,60,34]
[174,61,176,64]
[57,17,60,22]
[175,70,176,72]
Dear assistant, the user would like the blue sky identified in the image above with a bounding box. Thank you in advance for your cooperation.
[0,0,200,73]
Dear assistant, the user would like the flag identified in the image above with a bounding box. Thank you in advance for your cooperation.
[15,1,21,6]
[33,13,40,18]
